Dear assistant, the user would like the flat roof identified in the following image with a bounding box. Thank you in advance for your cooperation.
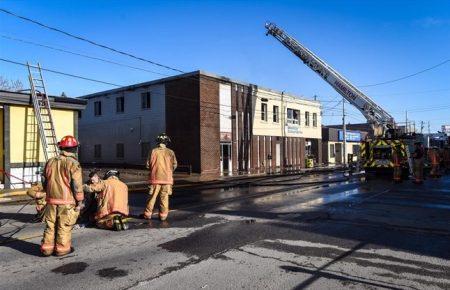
[0,90,87,110]
[78,70,320,104]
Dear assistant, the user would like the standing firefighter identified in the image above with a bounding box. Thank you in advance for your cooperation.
[142,133,177,221]
[428,147,441,178]
[41,136,84,257]
[392,145,403,182]
[412,141,425,184]
[83,170,129,230]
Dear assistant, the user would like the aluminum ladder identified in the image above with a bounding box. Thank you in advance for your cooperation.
[27,62,59,161]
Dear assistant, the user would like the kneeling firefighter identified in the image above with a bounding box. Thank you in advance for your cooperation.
[26,181,47,221]
[41,136,84,257]
[83,170,129,230]
[142,133,177,221]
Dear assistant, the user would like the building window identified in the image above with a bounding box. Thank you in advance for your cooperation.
[141,92,151,110]
[116,143,124,159]
[305,111,310,126]
[141,142,151,158]
[94,101,102,116]
[287,108,300,124]
[94,144,102,158]
[330,144,335,158]
[273,105,279,123]
[313,113,317,127]
[116,96,124,113]
[261,103,268,121]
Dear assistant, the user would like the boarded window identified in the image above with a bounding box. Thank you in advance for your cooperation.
[116,96,124,113]
[94,101,102,116]
[94,144,102,158]
[116,143,124,158]
[141,92,151,109]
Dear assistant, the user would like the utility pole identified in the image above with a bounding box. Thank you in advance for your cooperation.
[281,91,285,173]
[342,97,347,166]
[428,121,431,134]
[405,110,408,134]
[420,121,424,134]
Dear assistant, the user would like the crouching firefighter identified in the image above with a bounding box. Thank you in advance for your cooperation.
[41,136,84,257]
[83,170,129,231]
[142,133,177,221]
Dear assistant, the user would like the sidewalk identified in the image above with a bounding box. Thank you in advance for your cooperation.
[0,165,344,204]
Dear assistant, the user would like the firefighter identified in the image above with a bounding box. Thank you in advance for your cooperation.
[77,170,101,227]
[26,182,46,221]
[412,141,425,184]
[83,170,129,230]
[392,145,403,182]
[41,135,84,257]
[142,133,177,221]
[428,147,441,178]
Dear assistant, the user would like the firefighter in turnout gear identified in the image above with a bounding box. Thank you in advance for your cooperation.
[143,133,177,221]
[428,147,441,178]
[392,145,403,182]
[83,170,129,231]
[40,136,84,257]
[26,182,47,221]
[412,141,425,184]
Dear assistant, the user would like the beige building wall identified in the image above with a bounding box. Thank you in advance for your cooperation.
[9,106,75,163]
[252,88,321,139]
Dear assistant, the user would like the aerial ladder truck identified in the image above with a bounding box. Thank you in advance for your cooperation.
[265,22,411,175]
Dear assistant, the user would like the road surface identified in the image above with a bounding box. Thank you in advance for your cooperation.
[1,172,449,289]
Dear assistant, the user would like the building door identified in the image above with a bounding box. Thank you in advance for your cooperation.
[220,143,232,176]
[335,143,342,164]
[275,143,281,167]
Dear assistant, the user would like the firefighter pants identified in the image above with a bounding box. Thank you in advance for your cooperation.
[393,166,402,182]
[96,214,122,230]
[430,164,440,177]
[144,184,172,220]
[41,204,79,256]
[413,158,424,183]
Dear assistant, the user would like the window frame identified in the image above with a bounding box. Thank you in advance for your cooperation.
[261,103,268,121]
[116,143,124,159]
[94,144,102,159]
[116,96,125,113]
[287,108,300,125]
[94,101,102,116]
[305,111,310,127]
[272,105,279,123]
[313,112,317,127]
[330,144,336,158]
[141,92,151,110]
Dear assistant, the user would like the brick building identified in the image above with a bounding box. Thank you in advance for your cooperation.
[78,71,322,178]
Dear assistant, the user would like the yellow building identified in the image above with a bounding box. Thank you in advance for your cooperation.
[0,90,86,189]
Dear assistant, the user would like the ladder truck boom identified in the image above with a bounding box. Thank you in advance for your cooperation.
[265,22,395,136]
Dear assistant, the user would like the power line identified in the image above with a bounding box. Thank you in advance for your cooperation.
[0,8,184,74]
[359,59,450,87]
[0,58,123,87]
[0,34,172,77]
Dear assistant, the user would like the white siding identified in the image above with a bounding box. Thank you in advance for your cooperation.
[79,84,166,165]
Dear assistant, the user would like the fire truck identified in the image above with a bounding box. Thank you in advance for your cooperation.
[265,22,411,175]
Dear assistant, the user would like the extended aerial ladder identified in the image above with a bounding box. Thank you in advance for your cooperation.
[265,23,413,174]
[27,63,59,162]
[265,22,395,137]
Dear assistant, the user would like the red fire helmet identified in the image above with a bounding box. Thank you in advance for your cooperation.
[58,135,79,149]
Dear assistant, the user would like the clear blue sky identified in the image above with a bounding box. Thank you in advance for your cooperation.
[1,0,449,132]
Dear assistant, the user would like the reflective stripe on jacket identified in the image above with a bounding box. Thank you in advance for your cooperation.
[147,144,177,185]
[44,150,83,205]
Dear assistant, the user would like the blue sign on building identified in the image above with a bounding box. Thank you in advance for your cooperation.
[338,130,361,142]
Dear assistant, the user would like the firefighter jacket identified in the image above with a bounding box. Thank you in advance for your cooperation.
[392,150,402,167]
[84,177,129,220]
[147,144,177,185]
[428,150,440,165]
[44,150,84,205]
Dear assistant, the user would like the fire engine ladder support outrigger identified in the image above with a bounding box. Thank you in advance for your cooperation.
[265,22,395,136]
[27,62,59,161]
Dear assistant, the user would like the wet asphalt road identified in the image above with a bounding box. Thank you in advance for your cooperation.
[1,172,450,289]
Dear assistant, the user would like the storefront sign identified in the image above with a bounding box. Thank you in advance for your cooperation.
[338,130,361,142]
[220,132,232,142]
[286,125,301,134]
